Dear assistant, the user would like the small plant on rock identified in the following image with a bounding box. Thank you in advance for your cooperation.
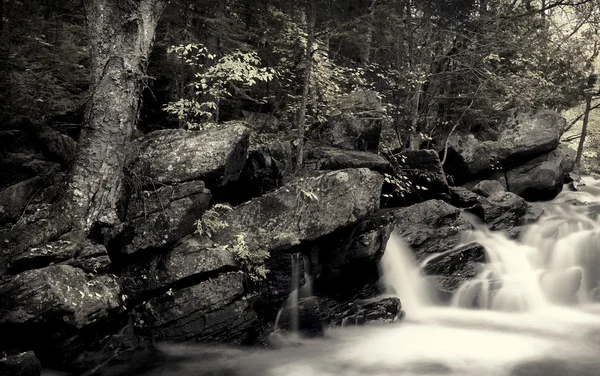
[195,203,233,238]
[230,233,270,282]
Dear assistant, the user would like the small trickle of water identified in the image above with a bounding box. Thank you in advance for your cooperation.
[290,253,300,333]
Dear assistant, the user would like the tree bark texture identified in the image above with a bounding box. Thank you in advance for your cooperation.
[66,0,166,233]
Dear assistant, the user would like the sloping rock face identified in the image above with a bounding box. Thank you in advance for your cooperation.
[0,266,121,359]
[129,122,250,186]
[121,235,237,301]
[132,272,261,344]
[442,109,566,183]
[120,168,384,344]
[210,168,384,253]
[391,200,471,260]
[506,145,575,201]
[122,181,211,255]
[382,149,451,208]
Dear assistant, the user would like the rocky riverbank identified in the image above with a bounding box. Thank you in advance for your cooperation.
[0,108,576,375]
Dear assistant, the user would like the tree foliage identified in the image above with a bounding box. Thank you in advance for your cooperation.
[2,0,600,151]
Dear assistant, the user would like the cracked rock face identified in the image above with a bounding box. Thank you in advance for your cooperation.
[123,181,212,255]
[121,235,237,301]
[132,272,261,344]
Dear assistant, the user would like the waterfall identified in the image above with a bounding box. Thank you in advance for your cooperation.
[381,176,600,314]
[380,234,432,316]
[290,253,300,333]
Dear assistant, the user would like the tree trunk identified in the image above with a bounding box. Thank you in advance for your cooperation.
[295,0,315,171]
[575,93,592,172]
[361,0,377,66]
[10,0,166,251]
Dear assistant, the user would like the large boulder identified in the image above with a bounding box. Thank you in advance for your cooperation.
[0,266,121,356]
[304,143,389,172]
[0,351,42,376]
[391,200,471,260]
[121,235,237,301]
[382,149,450,207]
[480,191,529,231]
[312,210,395,298]
[122,181,211,255]
[131,272,261,344]
[208,168,383,323]
[129,122,250,186]
[506,145,575,201]
[442,109,566,183]
[210,168,384,255]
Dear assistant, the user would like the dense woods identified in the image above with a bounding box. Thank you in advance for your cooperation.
[2,0,599,143]
[2,1,600,375]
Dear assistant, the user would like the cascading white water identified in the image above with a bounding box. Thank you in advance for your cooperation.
[126,176,600,376]
[380,235,433,315]
[382,176,600,314]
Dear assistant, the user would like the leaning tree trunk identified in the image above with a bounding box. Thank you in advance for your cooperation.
[67,0,166,235]
[9,0,166,252]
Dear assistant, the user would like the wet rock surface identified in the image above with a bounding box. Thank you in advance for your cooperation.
[391,200,471,260]
[422,242,486,298]
[325,296,402,327]
[506,145,575,201]
[480,191,529,231]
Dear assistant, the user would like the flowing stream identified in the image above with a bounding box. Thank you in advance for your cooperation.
[106,177,600,376]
